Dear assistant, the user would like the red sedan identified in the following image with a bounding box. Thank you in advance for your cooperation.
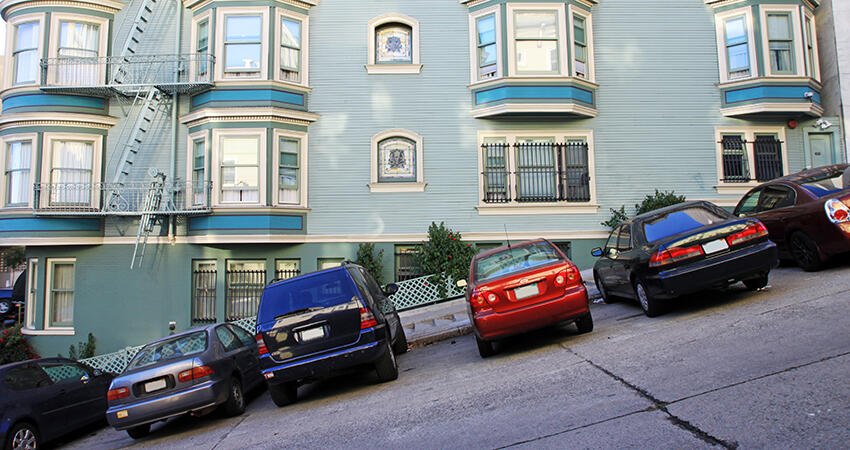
[459,239,592,358]
[733,164,850,271]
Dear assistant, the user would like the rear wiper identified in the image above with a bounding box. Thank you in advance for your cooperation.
[276,306,324,320]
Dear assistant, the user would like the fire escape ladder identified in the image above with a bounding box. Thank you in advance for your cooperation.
[132,171,167,269]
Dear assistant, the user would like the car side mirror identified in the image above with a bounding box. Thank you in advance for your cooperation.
[456,279,468,288]
[383,283,399,296]
[591,247,603,257]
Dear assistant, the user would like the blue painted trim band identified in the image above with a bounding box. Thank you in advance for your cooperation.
[191,89,304,108]
[189,214,303,231]
[475,85,594,106]
[724,85,821,105]
[0,217,102,232]
[2,94,106,111]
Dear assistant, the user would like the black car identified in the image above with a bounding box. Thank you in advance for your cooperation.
[0,357,114,449]
[256,262,407,407]
[592,201,778,317]
[1,272,26,328]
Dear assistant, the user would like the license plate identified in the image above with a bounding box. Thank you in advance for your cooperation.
[116,410,128,419]
[144,378,167,393]
[298,327,325,342]
[514,283,539,300]
[702,239,729,255]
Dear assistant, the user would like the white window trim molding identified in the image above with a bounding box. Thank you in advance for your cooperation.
[189,10,212,83]
[759,5,805,78]
[366,13,422,74]
[468,5,503,85]
[43,257,75,332]
[46,13,109,86]
[475,130,598,214]
[39,132,104,210]
[802,10,820,81]
[714,6,759,84]
[714,126,790,194]
[568,5,595,82]
[274,8,310,87]
[185,129,209,209]
[506,3,568,78]
[24,257,37,330]
[272,129,309,208]
[215,6,270,82]
[3,13,46,91]
[369,129,425,193]
[0,132,38,209]
[210,128,267,207]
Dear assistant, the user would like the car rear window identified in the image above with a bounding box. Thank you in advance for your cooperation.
[474,242,562,283]
[128,331,208,370]
[643,207,726,243]
[258,269,359,323]
[800,171,846,197]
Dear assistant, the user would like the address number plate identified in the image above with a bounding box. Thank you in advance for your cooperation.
[702,239,729,255]
[514,283,539,300]
[298,327,325,342]
[145,378,167,393]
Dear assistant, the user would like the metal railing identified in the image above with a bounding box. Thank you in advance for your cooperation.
[33,181,212,215]
[274,269,301,281]
[225,269,266,321]
[720,136,784,183]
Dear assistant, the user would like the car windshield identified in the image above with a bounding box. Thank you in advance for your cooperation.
[258,269,359,323]
[643,207,726,243]
[800,171,846,197]
[128,331,208,370]
[474,242,562,283]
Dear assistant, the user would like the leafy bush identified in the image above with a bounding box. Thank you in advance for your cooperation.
[601,206,629,229]
[354,243,385,286]
[414,222,476,298]
[68,333,96,360]
[602,190,687,229]
[0,324,39,365]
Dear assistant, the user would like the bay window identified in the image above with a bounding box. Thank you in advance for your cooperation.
[219,136,260,204]
[13,21,40,85]
[49,140,94,205]
[572,14,588,78]
[724,15,751,80]
[476,14,498,80]
[224,15,262,73]
[278,137,300,204]
[5,140,32,207]
[513,10,560,75]
[279,17,302,82]
[197,19,210,78]
[57,20,100,85]
[766,13,794,74]
[192,138,206,206]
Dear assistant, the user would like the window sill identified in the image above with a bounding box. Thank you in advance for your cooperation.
[368,182,426,193]
[22,328,75,336]
[714,183,760,195]
[212,206,311,213]
[365,64,423,75]
[476,203,599,215]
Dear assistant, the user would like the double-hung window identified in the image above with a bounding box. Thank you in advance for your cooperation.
[49,140,93,205]
[5,140,32,207]
[57,21,100,85]
[513,10,560,75]
[278,137,300,204]
[46,258,75,329]
[279,17,302,82]
[766,13,795,74]
[191,260,216,325]
[196,19,210,79]
[13,21,40,85]
[225,260,265,321]
[573,15,588,78]
[224,15,262,73]
[724,16,751,79]
[192,138,206,206]
[476,14,497,79]
[716,128,786,187]
[219,136,260,204]
[804,15,818,79]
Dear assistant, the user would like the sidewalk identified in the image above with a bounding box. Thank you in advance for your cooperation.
[401,269,601,348]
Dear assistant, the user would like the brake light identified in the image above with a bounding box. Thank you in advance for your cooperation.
[178,365,214,383]
[107,387,129,401]
[470,289,497,313]
[485,292,499,304]
[825,198,850,224]
[649,245,704,267]
[554,265,581,287]
[726,221,769,246]
[359,307,378,329]
[255,333,268,356]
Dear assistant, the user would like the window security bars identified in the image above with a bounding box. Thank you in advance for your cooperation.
[225,268,266,321]
[192,267,217,325]
[720,136,783,183]
[274,268,301,281]
[394,247,422,282]
[481,142,591,204]
[753,136,784,181]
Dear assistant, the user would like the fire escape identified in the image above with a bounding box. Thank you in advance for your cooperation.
[35,0,215,268]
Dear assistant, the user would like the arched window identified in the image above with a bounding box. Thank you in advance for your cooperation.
[370,130,425,192]
[366,14,421,74]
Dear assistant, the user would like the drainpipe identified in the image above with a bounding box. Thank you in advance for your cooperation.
[169,0,183,240]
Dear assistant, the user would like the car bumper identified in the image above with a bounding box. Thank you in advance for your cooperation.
[646,240,778,299]
[106,378,228,430]
[472,284,590,341]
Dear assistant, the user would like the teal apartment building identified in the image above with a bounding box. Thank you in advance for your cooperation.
[0,0,845,355]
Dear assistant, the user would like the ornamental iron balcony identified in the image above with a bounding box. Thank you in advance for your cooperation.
[33,180,212,216]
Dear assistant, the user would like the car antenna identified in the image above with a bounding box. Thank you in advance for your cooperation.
[504,224,512,250]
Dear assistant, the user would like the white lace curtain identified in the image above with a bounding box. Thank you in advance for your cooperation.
[56,21,100,85]
[50,262,75,327]
[50,141,93,205]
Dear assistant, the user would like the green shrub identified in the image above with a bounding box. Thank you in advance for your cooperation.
[0,324,40,365]
[68,333,96,360]
[354,243,385,286]
[414,222,477,298]
[601,190,687,229]
[601,205,629,229]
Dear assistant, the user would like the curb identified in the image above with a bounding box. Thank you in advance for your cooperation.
[407,321,473,348]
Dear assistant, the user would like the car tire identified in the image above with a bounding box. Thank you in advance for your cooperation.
[789,232,824,272]
[223,377,246,417]
[126,424,151,440]
[0,300,11,316]
[575,313,594,334]
[374,340,399,382]
[269,381,298,407]
[6,422,39,450]
[392,322,409,355]
[475,335,496,358]
[594,274,616,304]
[634,280,663,318]
[743,273,769,291]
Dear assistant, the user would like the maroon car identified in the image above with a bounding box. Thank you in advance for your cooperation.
[733,164,850,271]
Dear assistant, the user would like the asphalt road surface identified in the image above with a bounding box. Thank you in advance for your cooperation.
[66,264,850,449]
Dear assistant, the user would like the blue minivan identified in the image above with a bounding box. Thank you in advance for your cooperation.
[255,263,407,407]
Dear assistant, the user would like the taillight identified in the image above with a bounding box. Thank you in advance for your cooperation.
[470,289,497,313]
[825,198,850,224]
[255,333,268,356]
[107,387,129,401]
[649,245,704,267]
[554,265,581,287]
[360,307,378,329]
[726,221,769,246]
[178,365,214,383]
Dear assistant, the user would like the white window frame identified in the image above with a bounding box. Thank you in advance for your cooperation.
[715,7,759,83]
[5,14,45,88]
[366,13,422,74]
[369,129,425,193]
[39,133,104,210]
[0,133,37,209]
[568,6,595,82]
[714,126,790,194]
[272,129,308,208]
[803,10,820,81]
[189,10,212,83]
[210,128,267,207]
[44,257,75,332]
[25,258,37,330]
[476,130,598,215]
[469,5,503,84]
[46,13,109,86]
[185,130,210,208]
[215,7,270,81]
[506,3,568,77]
[760,5,805,78]
[274,9,309,86]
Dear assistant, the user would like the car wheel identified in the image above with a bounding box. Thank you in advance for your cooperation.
[743,273,769,291]
[0,300,10,315]
[392,322,409,355]
[6,422,39,450]
[269,381,298,407]
[374,339,399,382]
[789,232,824,272]
[223,377,246,416]
[575,313,594,334]
[126,424,151,440]
[475,335,496,358]
[634,281,663,318]
[594,274,615,304]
